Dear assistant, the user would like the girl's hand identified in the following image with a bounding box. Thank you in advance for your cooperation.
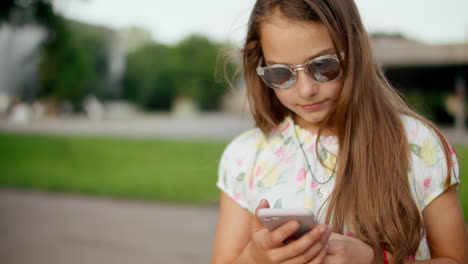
[242,199,332,264]
[322,233,374,264]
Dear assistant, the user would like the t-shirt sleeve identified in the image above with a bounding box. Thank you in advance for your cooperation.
[405,116,460,211]
[217,129,265,210]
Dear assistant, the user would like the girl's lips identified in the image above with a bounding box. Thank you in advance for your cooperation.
[299,100,325,111]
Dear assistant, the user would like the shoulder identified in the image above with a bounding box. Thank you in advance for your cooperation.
[401,115,460,210]
[220,128,267,161]
[218,128,268,185]
[217,128,270,210]
[401,115,438,142]
[400,115,449,166]
[220,117,293,162]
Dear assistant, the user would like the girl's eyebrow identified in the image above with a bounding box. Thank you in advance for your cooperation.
[266,47,335,65]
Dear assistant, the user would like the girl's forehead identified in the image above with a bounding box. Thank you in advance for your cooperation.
[259,18,335,65]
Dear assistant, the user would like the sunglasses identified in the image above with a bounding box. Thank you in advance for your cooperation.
[256,54,343,90]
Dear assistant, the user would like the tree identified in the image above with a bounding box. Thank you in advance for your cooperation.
[122,34,238,111]
[123,43,177,110]
[0,0,54,27]
[38,16,115,109]
[2,0,113,110]
[173,35,235,110]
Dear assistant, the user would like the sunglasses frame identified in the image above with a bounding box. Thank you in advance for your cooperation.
[256,53,344,90]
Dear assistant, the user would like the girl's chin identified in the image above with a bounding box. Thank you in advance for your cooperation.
[294,113,326,128]
[296,110,327,122]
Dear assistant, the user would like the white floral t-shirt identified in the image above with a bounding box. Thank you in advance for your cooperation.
[217,115,460,259]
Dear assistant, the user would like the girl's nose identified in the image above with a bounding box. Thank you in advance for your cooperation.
[295,70,318,99]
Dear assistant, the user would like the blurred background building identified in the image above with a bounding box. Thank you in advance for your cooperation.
[373,34,468,131]
[0,0,466,131]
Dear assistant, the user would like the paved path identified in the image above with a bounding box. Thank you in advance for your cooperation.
[0,114,466,264]
[0,113,466,144]
[0,113,255,140]
[0,189,218,264]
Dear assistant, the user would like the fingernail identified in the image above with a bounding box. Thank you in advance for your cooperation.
[289,221,299,230]
[319,225,327,234]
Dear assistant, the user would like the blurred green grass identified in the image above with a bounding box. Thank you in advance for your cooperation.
[0,132,226,204]
[0,132,466,222]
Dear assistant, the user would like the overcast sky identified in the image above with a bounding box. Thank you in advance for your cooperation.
[55,0,468,46]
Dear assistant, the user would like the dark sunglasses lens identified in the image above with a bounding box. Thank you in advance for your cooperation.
[263,67,294,89]
[307,58,341,82]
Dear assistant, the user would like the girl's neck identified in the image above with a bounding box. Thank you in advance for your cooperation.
[292,115,337,137]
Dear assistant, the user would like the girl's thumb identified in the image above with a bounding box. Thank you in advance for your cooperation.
[251,199,270,232]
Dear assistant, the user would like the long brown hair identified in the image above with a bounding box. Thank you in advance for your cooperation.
[242,1,455,263]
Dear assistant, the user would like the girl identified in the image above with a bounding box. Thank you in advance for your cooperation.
[211,1,468,264]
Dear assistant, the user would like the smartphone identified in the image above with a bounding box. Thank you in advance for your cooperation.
[257,208,318,240]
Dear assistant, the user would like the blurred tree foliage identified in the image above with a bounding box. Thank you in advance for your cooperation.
[39,19,112,108]
[123,43,175,110]
[3,1,239,112]
[123,35,238,111]
[174,35,235,110]
[0,0,54,26]
[404,90,454,125]
[1,0,111,110]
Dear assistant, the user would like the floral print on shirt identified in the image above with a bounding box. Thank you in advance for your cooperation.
[217,115,459,260]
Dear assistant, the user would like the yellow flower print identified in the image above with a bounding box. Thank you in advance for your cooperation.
[269,136,282,148]
[323,152,337,175]
[261,167,279,188]
[294,126,302,137]
[258,135,267,146]
[421,139,437,166]
[255,161,280,188]
[295,126,315,145]
[304,196,314,210]
[424,193,437,207]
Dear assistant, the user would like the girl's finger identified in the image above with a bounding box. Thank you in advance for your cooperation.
[273,224,331,263]
[321,241,344,264]
[320,254,337,264]
[252,200,301,249]
[306,244,329,264]
[251,199,270,233]
[268,220,301,245]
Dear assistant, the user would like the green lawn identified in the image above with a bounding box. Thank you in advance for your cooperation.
[0,132,226,204]
[0,132,467,222]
